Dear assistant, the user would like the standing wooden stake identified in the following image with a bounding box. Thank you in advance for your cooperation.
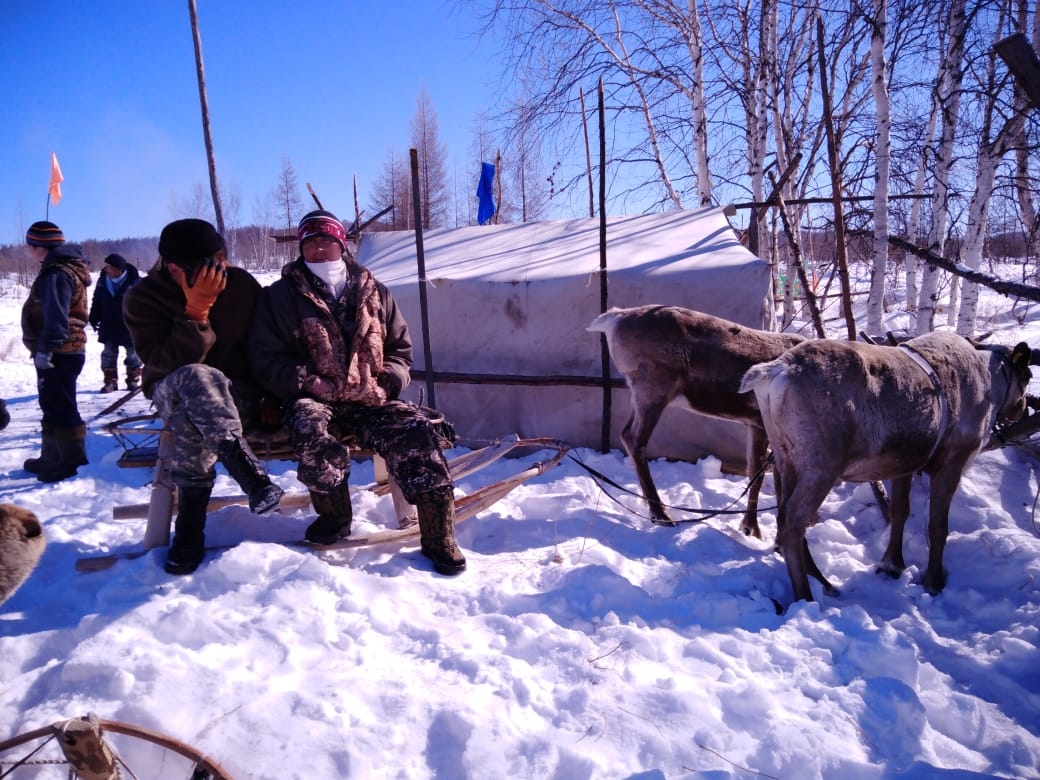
[410,148,437,409]
[597,77,611,453]
[188,0,224,234]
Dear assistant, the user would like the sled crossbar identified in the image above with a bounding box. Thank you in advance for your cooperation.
[99,413,569,566]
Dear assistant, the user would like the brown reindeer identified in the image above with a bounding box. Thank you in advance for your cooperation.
[0,504,46,606]
[587,305,805,537]
[739,331,1033,604]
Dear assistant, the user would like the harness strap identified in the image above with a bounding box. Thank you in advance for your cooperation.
[898,343,950,469]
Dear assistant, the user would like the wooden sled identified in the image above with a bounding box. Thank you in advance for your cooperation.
[0,712,232,779]
[79,413,570,572]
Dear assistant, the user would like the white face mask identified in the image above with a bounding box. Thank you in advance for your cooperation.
[305,259,349,298]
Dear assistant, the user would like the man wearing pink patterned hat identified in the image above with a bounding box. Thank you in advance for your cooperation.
[250,210,466,576]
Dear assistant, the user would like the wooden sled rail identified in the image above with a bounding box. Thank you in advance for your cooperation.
[86,417,571,572]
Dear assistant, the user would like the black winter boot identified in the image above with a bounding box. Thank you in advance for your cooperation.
[101,368,118,393]
[24,423,58,474]
[0,399,9,431]
[36,425,88,483]
[416,488,466,576]
[305,483,353,545]
[217,437,284,515]
[165,485,212,575]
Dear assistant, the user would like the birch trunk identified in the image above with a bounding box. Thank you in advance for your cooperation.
[867,0,890,335]
[904,97,939,312]
[684,0,711,206]
[917,0,967,335]
[957,4,1030,335]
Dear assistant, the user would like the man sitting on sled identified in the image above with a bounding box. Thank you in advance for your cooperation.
[249,210,465,576]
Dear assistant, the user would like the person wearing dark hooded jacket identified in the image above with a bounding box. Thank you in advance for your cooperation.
[123,218,284,575]
[21,220,92,483]
[249,210,465,576]
[88,253,143,393]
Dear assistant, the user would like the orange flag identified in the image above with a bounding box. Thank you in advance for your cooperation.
[48,152,63,206]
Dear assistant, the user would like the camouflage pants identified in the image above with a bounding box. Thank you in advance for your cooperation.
[152,364,255,488]
[290,398,454,501]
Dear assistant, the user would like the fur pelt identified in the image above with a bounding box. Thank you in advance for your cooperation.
[0,503,46,606]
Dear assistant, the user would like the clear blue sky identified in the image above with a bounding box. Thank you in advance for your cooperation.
[0,1,504,247]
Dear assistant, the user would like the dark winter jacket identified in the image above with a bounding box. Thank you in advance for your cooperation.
[123,258,262,398]
[249,257,412,404]
[21,243,92,356]
[88,265,140,347]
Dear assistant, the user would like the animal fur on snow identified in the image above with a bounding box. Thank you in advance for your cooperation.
[0,503,46,606]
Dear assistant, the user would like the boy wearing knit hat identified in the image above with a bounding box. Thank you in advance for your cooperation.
[123,218,283,575]
[21,221,93,482]
[249,209,466,576]
[88,253,143,392]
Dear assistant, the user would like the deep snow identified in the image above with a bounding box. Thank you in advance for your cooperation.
[1,263,1039,779]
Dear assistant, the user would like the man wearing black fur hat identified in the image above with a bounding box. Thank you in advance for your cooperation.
[250,210,466,576]
[88,253,143,393]
[123,218,284,574]
[21,220,92,482]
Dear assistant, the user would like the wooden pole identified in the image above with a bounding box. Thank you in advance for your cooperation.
[995,32,1040,110]
[188,0,224,234]
[410,148,437,409]
[494,149,502,225]
[597,77,611,453]
[580,87,595,219]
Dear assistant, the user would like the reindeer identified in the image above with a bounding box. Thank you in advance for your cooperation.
[739,331,1033,604]
[587,305,805,537]
[0,503,46,606]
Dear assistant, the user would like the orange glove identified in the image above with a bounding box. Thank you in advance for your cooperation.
[170,258,227,322]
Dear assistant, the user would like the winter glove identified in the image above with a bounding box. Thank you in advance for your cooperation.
[302,374,336,400]
[33,352,54,371]
[169,258,227,322]
[377,371,402,401]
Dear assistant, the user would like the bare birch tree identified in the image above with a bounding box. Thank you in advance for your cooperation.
[866,0,891,334]
[956,2,1032,334]
[916,0,968,334]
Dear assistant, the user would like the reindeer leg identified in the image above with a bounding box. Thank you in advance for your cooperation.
[921,463,965,595]
[620,392,674,526]
[741,427,768,539]
[777,471,836,603]
[878,476,911,578]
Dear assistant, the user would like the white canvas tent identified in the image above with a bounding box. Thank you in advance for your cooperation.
[357,206,774,468]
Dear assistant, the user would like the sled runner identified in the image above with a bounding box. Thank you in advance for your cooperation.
[77,412,569,572]
[0,711,232,779]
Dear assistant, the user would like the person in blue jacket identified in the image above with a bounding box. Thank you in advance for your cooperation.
[88,253,143,392]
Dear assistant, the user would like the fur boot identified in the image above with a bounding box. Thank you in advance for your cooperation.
[217,437,284,515]
[165,485,211,575]
[23,423,58,474]
[0,398,9,432]
[36,425,88,483]
[305,483,353,545]
[101,367,118,393]
[416,488,466,575]
[126,366,142,391]
[0,504,45,606]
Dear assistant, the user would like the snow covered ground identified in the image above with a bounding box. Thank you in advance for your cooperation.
[1,267,1039,779]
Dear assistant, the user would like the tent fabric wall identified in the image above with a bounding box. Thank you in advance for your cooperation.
[356,207,774,468]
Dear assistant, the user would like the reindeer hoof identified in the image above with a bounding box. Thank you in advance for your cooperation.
[650,517,678,528]
[875,562,902,580]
